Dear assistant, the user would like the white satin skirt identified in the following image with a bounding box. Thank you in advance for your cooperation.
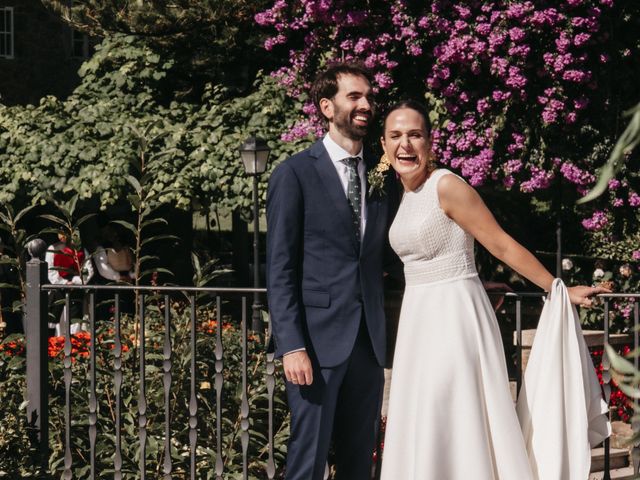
[380,276,609,479]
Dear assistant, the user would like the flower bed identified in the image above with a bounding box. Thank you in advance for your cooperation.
[0,300,289,478]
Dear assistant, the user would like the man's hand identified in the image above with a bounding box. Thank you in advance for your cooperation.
[568,285,612,307]
[283,351,313,386]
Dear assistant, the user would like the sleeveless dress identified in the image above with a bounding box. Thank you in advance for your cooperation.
[380,169,609,479]
[381,169,534,479]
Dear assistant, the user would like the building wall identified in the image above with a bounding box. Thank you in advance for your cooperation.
[0,0,85,106]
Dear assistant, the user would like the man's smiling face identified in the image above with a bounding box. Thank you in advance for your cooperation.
[324,73,375,141]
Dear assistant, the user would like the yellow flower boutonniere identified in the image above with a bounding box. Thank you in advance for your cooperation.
[368,154,391,197]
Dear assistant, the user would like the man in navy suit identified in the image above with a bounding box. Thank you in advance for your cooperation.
[266,63,392,480]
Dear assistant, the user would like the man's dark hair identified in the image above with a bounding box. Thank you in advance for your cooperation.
[383,99,432,135]
[310,62,374,122]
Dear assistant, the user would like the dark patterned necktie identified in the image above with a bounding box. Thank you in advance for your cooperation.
[341,157,362,242]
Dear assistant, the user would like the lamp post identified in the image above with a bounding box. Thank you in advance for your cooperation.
[239,136,271,333]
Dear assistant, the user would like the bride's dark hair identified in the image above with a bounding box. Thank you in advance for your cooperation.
[383,99,432,135]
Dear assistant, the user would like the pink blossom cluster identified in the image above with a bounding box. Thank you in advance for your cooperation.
[420,1,611,193]
[255,0,638,230]
[520,166,555,193]
[604,178,640,210]
[581,210,609,231]
[560,162,597,195]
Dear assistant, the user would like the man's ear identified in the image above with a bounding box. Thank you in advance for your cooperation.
[319,98,333,122]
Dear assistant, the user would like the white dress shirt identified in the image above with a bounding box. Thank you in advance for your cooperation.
[45,242,94,285]
[322,134,367,238]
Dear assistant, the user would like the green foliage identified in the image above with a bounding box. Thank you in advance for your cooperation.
[0,302,289,478]
[580,102,640,204]
[605,343,640,443]
[0,33,305,222]
[41,0,275,97]
[187,79,310,220]
[0,204,36,300]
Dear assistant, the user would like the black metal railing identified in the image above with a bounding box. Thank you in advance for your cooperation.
[22,252,640,479]
[24,256,277,479]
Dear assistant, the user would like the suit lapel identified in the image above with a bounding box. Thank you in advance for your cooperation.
[361,152,379,255]
[311,141,360,252]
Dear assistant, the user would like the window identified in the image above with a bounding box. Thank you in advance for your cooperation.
[0,7,14,59]
[71,28,90,59]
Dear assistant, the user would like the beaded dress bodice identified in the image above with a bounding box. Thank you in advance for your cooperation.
[389,169,477,286]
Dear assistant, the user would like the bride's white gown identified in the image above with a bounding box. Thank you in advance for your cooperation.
[380,169,609,479]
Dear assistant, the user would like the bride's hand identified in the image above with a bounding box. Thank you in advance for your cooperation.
[567,285,612,307]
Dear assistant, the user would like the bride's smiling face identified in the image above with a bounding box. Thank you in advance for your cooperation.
[381,107,432,188]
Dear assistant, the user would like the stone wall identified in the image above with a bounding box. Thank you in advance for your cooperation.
[0,0,84,105]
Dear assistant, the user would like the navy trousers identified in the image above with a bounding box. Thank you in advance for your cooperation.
[284,320,384,480]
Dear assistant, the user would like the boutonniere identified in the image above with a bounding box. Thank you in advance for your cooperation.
[367,153,391,197]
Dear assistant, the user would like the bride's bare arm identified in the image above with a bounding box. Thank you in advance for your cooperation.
[437,174,609,305]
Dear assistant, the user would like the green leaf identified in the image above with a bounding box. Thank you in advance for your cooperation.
[8,355,25,370]
[13,205,36,224]
[579,102,640,204]
[110,220,137,236]
[616,382,640,399]
[140,218,168,229]
[76,213,97,227]
[140,267,173,278]
[140,234,179,247]
[606,344,638,375]
[39,227,63,236]
[125,175,142,194]
[137,255,160,264]
[0,211,11,225]
[38,214,68,228]
[66,195,79,217]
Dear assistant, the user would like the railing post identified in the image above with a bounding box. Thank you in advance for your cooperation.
[25,240,49,475]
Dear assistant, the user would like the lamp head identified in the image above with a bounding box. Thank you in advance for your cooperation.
[239,136,270,175]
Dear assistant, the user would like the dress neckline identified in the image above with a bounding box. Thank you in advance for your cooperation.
[402,168,442,196]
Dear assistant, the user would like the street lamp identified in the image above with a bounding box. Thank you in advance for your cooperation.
[239,136,271,332]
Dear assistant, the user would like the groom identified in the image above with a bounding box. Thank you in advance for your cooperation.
[266,62,392,479]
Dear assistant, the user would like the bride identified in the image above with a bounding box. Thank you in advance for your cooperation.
[378,100,610,479]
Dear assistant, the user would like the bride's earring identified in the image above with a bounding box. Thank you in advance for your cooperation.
[427,153,436,171]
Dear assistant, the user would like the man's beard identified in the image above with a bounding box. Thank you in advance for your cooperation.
[333,105,371,140]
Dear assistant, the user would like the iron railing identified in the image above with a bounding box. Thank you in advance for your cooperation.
[24,256,277,479]
[21,253,640,479]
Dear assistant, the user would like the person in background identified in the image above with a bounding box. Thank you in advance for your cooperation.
[90,224,135,319]
[45,229,94,335]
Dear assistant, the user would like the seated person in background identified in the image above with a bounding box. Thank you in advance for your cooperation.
[91,224,135,319]
[93,225,134,284]
[45,229,94,335]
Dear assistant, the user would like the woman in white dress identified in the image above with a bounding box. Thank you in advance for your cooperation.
[378,100,609,479]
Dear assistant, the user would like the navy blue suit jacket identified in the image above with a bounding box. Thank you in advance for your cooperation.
[266,140,391,368]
